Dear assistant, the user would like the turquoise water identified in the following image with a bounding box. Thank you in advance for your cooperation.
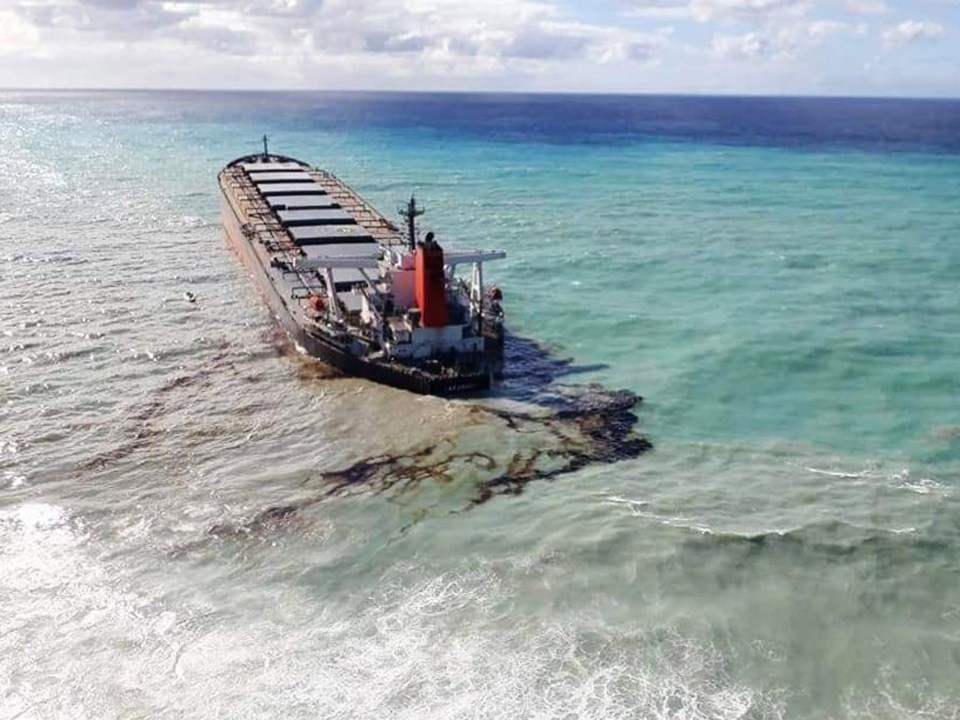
[280,126,960,462]
[2,91,960,719]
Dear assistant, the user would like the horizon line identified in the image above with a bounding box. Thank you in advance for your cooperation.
[1,87,959,102]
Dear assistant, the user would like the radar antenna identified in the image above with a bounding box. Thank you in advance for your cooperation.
[398,195,425,252]
[262,134,269,159]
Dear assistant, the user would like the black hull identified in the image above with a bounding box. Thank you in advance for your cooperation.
[219,183,491,396]
[293,328,490,395]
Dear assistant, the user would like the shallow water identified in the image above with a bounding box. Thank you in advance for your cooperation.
[2,91,960,719]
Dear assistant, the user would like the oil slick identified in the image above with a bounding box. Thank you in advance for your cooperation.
[209,334,652,539]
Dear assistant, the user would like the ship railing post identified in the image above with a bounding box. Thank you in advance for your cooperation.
[473,262,484,319]
[357,269,386,346]
[323,268,341,321]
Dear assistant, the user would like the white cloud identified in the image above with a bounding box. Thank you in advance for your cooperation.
[16,0,188,35]
[881,20,944,49]
[2,0,958,93]
[622,3,692,20]
[0,10,42,55]
[712,29,795,58]
[710,18,859,61]
[713,31,768,58]
[7,0,664,62]
[0,0,671,88]
[690,0,811,22]
[623,0,812,23]
[807,20,848,40]
[844,0,888,15]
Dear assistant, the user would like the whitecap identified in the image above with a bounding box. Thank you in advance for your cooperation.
[0,502,66,532]
[156,567,777,720]
[805,467,875,479]
[3,470,27,488]
[896,473,949,497]
[602,494,650,509]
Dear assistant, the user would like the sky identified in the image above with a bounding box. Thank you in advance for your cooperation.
[0,0,957,97]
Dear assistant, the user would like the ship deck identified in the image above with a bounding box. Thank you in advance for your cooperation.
[219,158,407,258]
[219,155,411,320]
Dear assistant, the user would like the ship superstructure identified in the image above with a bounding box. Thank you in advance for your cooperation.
[218,145,505,394]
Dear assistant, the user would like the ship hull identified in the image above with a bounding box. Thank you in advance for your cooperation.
[219,187,490,395]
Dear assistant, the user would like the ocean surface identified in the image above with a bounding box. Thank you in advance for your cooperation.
[2,90,960,719]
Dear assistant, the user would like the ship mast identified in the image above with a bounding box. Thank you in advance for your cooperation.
[399,195,425,252]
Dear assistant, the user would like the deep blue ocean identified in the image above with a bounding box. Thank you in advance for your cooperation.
[2,91,960,719]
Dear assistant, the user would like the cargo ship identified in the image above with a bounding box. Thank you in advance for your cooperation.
[218,141,506,395]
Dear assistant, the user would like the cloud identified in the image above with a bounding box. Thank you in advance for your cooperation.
[710,18,849,60]
[712,31,769,58]
[174,24,260,56]
[712,30,795,58]
[844,0,887,15]
[1,0,671,89]
[505,25,591,60]
[78,0,147,8]
[504,20,667,62]
[690,0,810,22]
[881,20,944,49]
[623,0,812,23]
[0,9,42,55]
[330,1,660,64]
[806,20,848,40]
[362,32,435,54]
[622,0,692,20]
[3,0,958,93]
[15,0,189,34]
